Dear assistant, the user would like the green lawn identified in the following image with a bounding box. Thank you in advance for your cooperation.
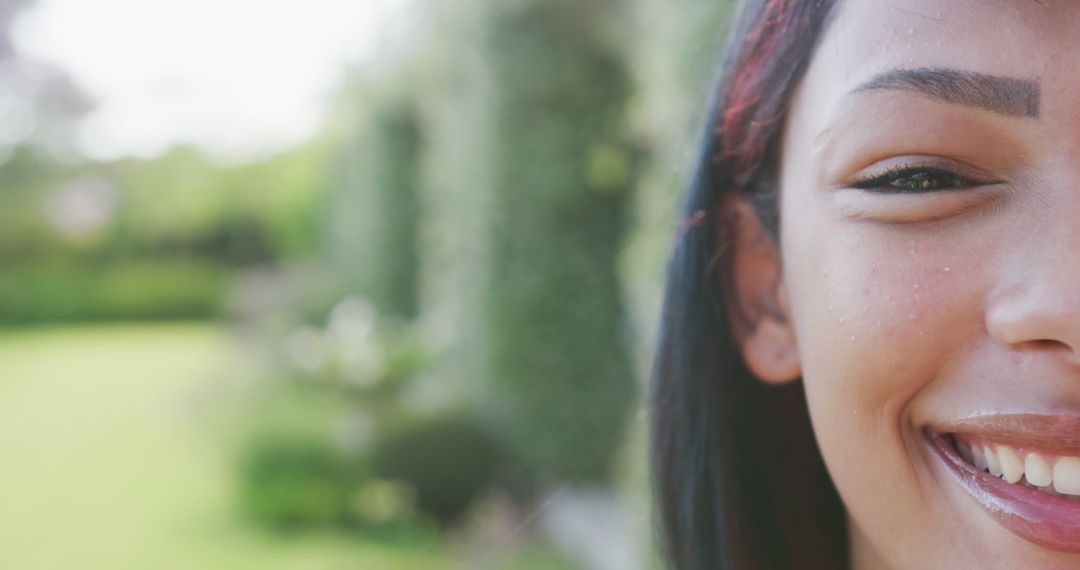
[0,323,452,570]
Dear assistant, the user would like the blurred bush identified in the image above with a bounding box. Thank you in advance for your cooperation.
[242,405,508,532]
[241,422,361,529]
[370,412,507,526]
[0,260,227,323]
[239,296,510,532]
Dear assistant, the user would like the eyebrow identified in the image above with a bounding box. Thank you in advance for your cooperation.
[850,67,1040,118]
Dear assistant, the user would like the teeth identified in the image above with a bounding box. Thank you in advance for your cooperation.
[997,446,1024,484]
[972,445,987,471]
[1025,453,1053,487]
[984,446,1002,477]
[958,441,974,465]
[955,437,1080,497]
[1053,457,1080,496]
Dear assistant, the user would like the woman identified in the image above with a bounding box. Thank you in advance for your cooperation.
[650,0,1080,568]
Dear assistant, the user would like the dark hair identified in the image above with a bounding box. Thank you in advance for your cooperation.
[650,1,848,569]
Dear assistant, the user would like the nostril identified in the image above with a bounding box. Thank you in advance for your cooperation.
[1015,339,1080,363]
[1031,339,1069,350]
[993,333,1080,361]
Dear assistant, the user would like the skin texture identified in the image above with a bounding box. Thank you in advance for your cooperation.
[735,1,1080,568]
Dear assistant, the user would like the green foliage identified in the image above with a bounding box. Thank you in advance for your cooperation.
[238,398,506,532]
[242,300,505,532]
[240,427,360,529]
[237,386,365,530]
[0,141,325,324]
[370,412,507,526]
[370,100,423,320]
[481,0,639,482]
[0,144,322,265]
[0,260,228,323]
[106,144,322,264]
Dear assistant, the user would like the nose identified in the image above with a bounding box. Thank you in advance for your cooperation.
[985,237,1080,366]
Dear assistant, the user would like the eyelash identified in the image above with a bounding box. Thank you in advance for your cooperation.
[851,165,980,193]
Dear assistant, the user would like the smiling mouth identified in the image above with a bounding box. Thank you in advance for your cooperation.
[926,416,1080,554]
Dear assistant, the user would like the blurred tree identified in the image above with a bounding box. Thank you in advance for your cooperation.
[369,99,422,320]
[320,79,374,299]
[319,75,423,322]
[481,0,640,483]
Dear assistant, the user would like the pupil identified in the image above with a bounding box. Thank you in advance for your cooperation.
[898,171,951,190]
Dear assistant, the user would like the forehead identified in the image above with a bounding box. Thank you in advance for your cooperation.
[802,0,1080,114]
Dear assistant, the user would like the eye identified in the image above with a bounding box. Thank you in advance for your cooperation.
[852,165,979,193]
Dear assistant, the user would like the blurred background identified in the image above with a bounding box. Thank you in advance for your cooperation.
[0,0,731,568]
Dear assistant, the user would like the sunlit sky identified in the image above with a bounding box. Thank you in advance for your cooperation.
[13,0,412,162]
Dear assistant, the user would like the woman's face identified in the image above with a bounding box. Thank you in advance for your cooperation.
[777,1,1080,567]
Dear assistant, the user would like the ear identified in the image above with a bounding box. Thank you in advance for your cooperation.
[725,195,800,384]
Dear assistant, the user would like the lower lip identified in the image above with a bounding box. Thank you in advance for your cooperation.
[927,431,1080,553]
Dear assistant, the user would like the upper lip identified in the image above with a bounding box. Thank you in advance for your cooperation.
[930,413,1080,452]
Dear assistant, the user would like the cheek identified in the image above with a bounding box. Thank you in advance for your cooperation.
[782,221,993,514]
[787,229,985,413]
[779,225,991,563]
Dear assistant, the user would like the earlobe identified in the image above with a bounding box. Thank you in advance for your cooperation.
[725,196,801,385]
[741,313,801,384]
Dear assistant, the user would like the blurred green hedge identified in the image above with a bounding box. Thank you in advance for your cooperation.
[0,261,228,323]
[480,0,638,483]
